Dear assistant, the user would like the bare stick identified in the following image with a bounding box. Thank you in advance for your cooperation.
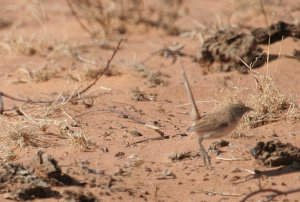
[176,100,218,108]
[216,156,251,161]
[53,77,71,105]
[0,92,52,104]
[274,36,284,73]
[195,189,244,197]
[0,39,122,108]
[259,0,270,35]
[154,186,158,198]
[179,60,200,121]
[270,0,282,25]
[76,54,97,65]
[233,167,256,175]
[239,57,264,93]
[130,136,168,146]
[240,188,300,202]
[77,39,123,95]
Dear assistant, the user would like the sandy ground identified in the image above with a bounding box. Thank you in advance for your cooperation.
[0,0,300,201]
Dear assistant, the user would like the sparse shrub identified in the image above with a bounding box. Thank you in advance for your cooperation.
[66,0,183,39]
[244,71,298,128]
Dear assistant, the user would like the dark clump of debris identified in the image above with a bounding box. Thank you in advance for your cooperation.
[199,29,265,74]
[251,21,300,44]
[0,150,85,201]
[199,21,300,74]
[62,190,99,202]
[0,163,59,201]
[250,140,300,167]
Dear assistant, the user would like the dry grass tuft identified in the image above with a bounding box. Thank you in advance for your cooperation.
[67,0,183,39]
[0,102,96,156]
[60,125,96,151]
[133,63,169,87]
[0,145,16,162]
[83,64,120,80]
[212,63,299,130]
[66,0,144,38]
[0,118,52,148]
[0,35,38,56]
[0,34,70,57]
[243,71,298,128]
[18,65,59,83]
[0,35,58,56]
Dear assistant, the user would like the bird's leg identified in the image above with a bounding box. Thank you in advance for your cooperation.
[198,136,211,168]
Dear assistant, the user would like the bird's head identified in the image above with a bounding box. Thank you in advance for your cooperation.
[228,102,252,119]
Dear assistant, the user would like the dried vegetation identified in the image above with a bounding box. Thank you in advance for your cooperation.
[66,0,184,39]
[0,99,97,161]
[215,64,299,130]
[244,70,298,128]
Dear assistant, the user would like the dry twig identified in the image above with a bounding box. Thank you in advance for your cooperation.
[216,156,251,161]
[0,39,123,111]
[240,188,300,202]
[194,189,244,197]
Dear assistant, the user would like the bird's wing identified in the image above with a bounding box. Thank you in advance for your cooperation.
[188,114,229,133]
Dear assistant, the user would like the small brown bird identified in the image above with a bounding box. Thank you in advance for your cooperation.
[181,65,252,167]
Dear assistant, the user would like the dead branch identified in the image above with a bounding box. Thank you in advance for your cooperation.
[129,136,169,146]
[0,39,123,111]
[195,189,244,197]
[240,188,300,202]
[216,156,251,161]
[77,39,123,95]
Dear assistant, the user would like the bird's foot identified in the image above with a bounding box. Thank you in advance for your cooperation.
[200,150,212,169]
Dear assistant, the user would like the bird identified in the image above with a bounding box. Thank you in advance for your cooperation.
[180,64,252,168]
